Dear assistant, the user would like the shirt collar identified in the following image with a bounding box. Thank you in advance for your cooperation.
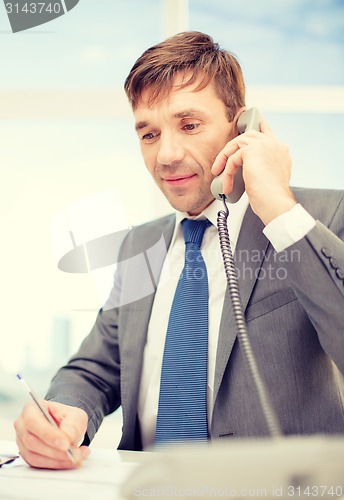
[171,193,249,248]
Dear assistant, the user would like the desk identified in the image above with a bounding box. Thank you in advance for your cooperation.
[2,436,344,500]
[0,440,144,500]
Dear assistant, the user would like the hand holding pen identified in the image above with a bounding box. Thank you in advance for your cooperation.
[14,374,90,470]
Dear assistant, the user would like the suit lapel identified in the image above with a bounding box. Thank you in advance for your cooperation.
[213,206,270,403]
[120,215,176,431]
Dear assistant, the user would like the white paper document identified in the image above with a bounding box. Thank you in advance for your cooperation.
[0,445,139,500]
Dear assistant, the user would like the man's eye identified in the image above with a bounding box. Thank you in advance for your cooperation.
[142,132,159,142]
[182,123,200,132]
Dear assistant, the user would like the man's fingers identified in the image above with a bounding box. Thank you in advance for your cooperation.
[58,409,88,446]
[16,432,72,462]
[16,430,90,470]
[14,402,70,450]
[14,400,89,469]
[211,133,258,176]
[219,150,244,194]
[17,438,89,470]
[212,121,275,177]
[36,400,88,447]
[212,142,240,176]
[14,409,73,465]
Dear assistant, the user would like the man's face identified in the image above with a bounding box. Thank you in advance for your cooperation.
[134,76,237,215]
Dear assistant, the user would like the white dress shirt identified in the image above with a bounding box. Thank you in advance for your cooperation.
[137,197,315,448]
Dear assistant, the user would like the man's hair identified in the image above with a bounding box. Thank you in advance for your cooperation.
[124,31,245,121]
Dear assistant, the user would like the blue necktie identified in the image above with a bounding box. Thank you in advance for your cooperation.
[155,218,211,445]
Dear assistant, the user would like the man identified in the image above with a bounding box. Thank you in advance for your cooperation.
[14,31,344,469]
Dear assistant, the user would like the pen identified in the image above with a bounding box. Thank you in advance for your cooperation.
[0,454,19,467]
[16,373,79,466]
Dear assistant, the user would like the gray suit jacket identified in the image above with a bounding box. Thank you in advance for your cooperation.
[46,188,344,450]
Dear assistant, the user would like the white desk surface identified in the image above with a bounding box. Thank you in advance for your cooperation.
[2,436,344,500]
[0,440,146,500]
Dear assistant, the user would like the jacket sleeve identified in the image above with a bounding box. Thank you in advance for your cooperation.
[283,193,344,373]
[44,228,131,442]
[45,305,121,444]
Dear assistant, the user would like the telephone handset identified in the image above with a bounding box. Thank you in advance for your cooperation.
[210,107,264,203]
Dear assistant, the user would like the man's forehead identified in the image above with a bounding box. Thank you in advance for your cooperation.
[136,83,216,114]
[135,72,214,109]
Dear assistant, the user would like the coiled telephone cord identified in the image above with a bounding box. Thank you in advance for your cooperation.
[217,195,282,438]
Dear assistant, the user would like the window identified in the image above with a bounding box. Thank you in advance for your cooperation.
[1,0,343,443]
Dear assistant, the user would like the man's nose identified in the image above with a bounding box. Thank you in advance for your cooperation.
[157,133,185,166]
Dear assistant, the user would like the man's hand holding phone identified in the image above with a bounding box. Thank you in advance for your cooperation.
[211,110,297,225]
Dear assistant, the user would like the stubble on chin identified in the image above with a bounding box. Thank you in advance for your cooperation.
[164,189,214,215]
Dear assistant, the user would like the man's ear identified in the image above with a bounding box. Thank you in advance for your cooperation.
[232,107,246,135]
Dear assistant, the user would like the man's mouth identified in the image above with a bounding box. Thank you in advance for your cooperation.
[163,174,197,186]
